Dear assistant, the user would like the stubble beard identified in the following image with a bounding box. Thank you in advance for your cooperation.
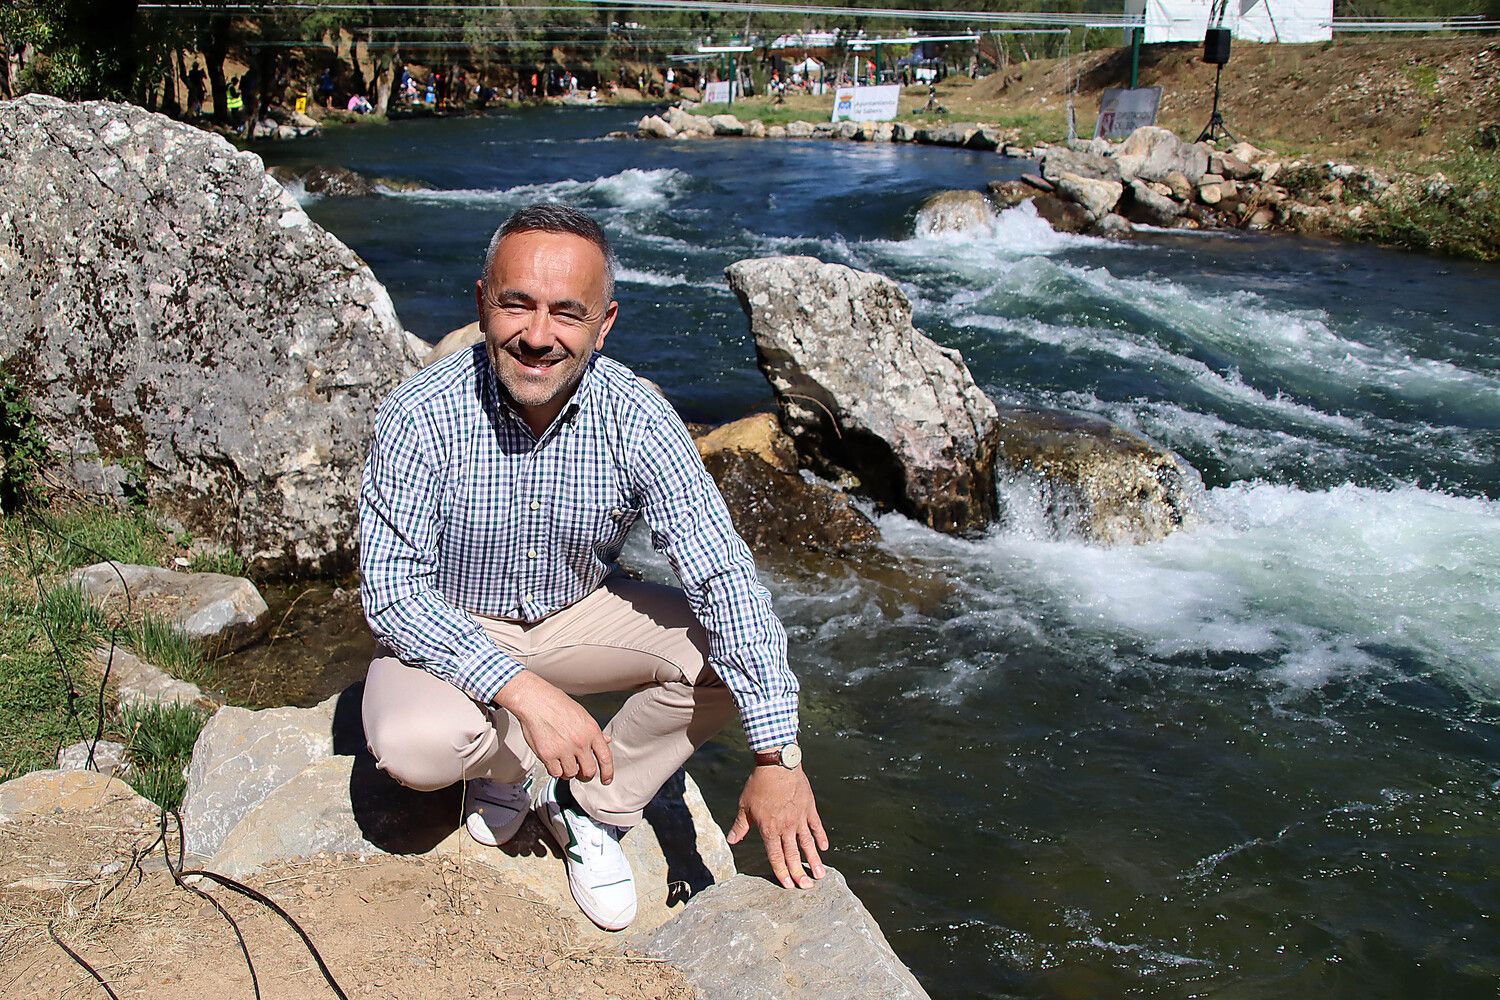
[486,337,593,412]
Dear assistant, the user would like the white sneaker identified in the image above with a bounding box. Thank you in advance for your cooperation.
[464,776,532,848]
[534,778,636,931]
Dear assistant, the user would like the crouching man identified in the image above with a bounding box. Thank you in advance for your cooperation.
[358,203,828,930]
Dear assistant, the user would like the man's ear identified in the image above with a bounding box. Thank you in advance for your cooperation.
[595,300,619,351]
[474,279,486,332]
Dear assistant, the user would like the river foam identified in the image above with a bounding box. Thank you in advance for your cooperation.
[384,166,689,210]
[865,481,1500,702]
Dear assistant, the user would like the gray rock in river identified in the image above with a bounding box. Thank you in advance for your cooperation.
[724,256,999,536]
[637,869,932,1000]
[913,190,995,236]
[993,407,1198,544]
[0,96,422,575]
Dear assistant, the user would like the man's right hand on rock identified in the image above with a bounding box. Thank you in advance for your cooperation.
[494,670,614,784]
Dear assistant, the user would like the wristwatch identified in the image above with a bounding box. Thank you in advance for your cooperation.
[754,743,803,769]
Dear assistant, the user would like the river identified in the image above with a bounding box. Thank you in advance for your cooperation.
[257,106,1500,1000]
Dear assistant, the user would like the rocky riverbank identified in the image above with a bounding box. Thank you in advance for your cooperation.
[633,108,1479,252]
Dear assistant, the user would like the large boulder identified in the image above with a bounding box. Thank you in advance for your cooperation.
[725,257,999,536]
[638,114,677,139]
[701,449,880,558]
[638,869,931,1000]
[1041,146,1121,183]
[993,408,1198,544]
[1031,193,1092,234]
[708,114,746,136]
[1053,173,1123,220]
[180,688,736,940]
[0,96,421,575]
[1116,126,1210,186]
[1121,178,1186,226]
[913,190,995,236]
[694,413,879,559]
[70,561,269,651]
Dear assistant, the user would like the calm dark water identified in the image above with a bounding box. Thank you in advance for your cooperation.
[258,108,1500,1000]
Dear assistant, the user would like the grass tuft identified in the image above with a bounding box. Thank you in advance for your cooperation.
[188,547,248,577]
[122,611,209,685]
[112,701,208,810]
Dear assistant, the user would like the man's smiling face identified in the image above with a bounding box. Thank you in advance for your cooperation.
[476,229,618,435]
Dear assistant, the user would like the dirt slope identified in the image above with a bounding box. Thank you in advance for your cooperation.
[969,37,1499,163]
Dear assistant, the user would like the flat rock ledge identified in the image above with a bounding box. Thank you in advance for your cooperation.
[178,685,734,941]
[638,869,932,1000]
[726,255,1000,537]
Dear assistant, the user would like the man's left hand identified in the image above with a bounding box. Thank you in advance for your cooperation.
[726,766,829,889]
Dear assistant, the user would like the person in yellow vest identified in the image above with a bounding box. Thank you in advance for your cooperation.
[226,77,244,125]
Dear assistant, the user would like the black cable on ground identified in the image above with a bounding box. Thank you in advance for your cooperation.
[158,809,263,1000]
[47,923,121,1000]
[22,505,345,999]
[20,506,138,771]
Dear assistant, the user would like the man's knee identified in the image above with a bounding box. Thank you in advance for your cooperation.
[365,716,489,792]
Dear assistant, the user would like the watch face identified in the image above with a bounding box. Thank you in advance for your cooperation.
[781,743,803,769]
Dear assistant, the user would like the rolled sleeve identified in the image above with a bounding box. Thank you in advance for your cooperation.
[633,410,801,748]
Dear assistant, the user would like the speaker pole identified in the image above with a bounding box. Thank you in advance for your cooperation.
[1196,62,1235,144]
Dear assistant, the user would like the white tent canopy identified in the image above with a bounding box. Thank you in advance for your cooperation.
[791,57,824,74]
[1123,0,1333,44]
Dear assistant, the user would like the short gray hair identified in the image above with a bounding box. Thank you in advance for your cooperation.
[481,203,617,303]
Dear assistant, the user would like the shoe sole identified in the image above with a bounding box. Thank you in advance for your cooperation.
[535,785,636,931]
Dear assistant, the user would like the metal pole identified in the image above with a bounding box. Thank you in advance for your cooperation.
[729,53,736,104]
[1129,26,1142,89]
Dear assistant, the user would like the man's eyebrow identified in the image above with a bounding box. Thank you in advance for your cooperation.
[489,289,593,314]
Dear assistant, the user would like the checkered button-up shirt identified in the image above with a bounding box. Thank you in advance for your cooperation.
[359,346,799,751]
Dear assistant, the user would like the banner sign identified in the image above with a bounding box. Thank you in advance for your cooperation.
[1094,87,1162,139]
[831,84,901,123]
[703,80,737,103]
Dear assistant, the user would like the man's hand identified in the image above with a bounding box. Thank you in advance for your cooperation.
[726,765,828,889]
[494,671,613,784]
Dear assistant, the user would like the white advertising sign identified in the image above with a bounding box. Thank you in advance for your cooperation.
[831,84,902,123]
[703,80,737,103]
[1094,86,1163,140]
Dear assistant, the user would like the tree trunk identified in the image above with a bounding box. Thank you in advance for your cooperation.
[203,16,230,123]
[374,50,396,115]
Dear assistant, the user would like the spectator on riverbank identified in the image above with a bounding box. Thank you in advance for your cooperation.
[347,93,372,114]
[225,77,244,125]
[318,68,335,110]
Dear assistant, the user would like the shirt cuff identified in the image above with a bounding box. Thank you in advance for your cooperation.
[738,695,800,752]
[450,642,525,706]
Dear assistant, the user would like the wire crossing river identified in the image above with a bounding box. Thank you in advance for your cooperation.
[262,106,1500,1000]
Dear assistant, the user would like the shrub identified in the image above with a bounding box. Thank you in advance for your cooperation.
[0,372,48,512]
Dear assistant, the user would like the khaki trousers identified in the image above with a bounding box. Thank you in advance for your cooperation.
[362,576,736,828]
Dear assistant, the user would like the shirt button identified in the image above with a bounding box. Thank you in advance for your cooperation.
[527,549,537,559]
[525,593,535,602]
[530,500,540,511]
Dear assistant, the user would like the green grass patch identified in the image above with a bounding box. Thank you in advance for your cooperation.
[1351,136,1500,262]
[0,579,107,781]
[122,610,210,685]
[2,503,175,577]
[189,547,249,577]
[111,701,208,811]
[1400,63,1439,95]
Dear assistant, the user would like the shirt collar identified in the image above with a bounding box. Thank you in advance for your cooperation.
[480,351,600,438]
